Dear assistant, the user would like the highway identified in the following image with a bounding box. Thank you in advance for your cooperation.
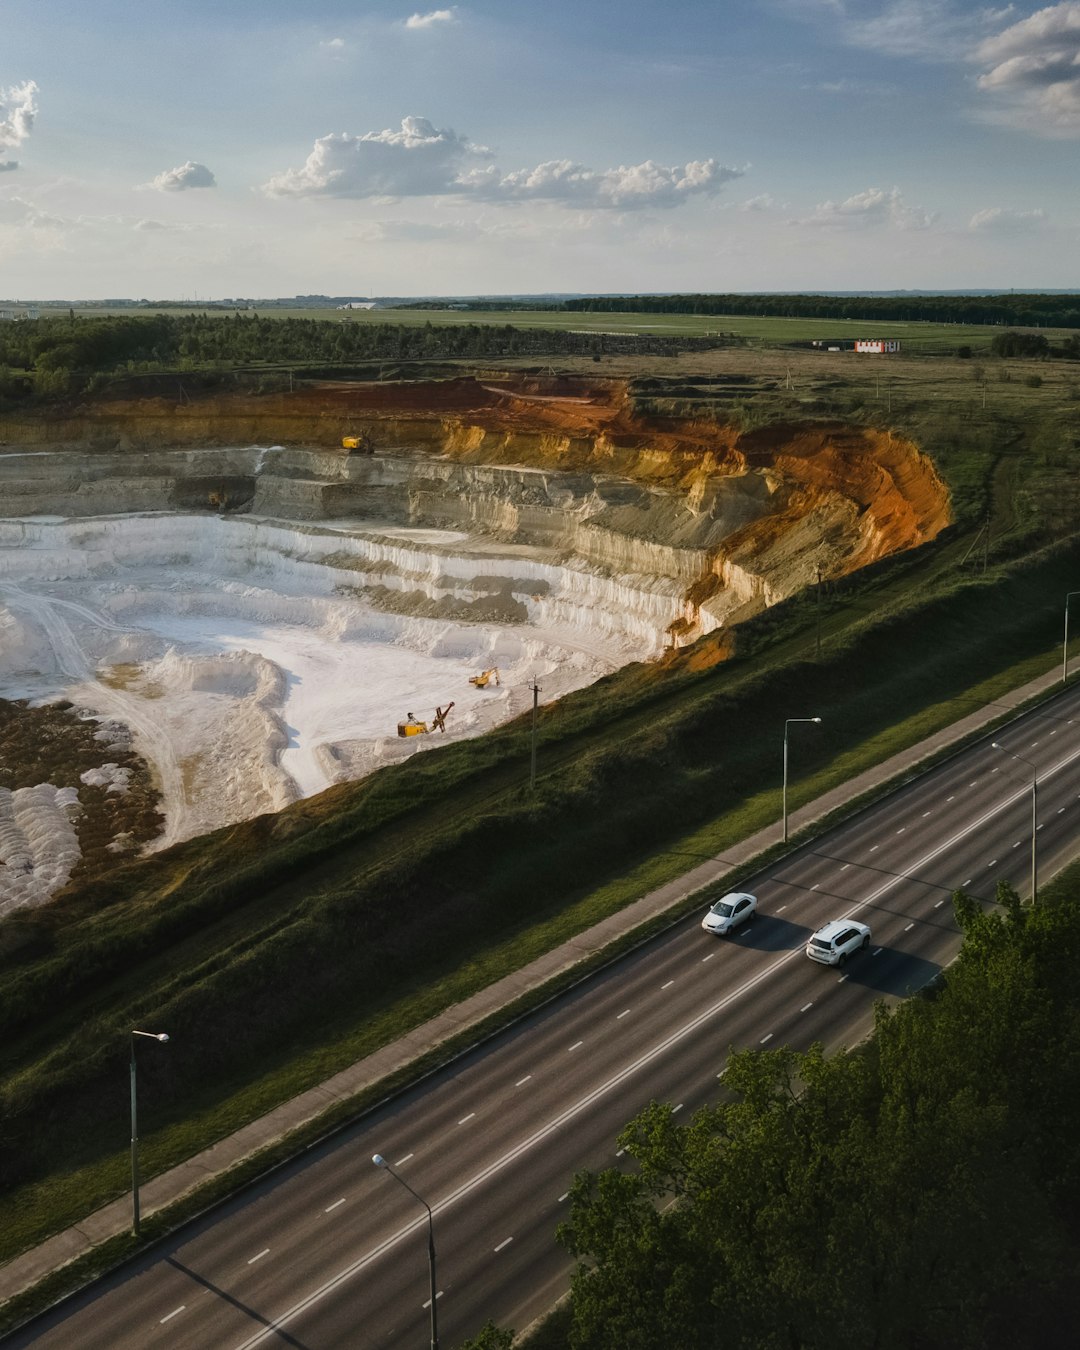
[8,684,1080,1350]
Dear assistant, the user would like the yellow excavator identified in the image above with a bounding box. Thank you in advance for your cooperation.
[469,667,500,689]
[397,702,455,738]
[342,431,374,454]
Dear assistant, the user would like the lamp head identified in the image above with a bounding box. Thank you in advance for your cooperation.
[811,717,822,723]
[372,1154,387,1168]
[992,742,1002,749]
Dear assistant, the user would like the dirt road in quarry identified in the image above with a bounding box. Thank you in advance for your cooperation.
[1,584,194,847]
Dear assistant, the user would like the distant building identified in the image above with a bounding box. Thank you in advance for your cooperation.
[337,301,377,310]
[854,340,901,354]
[0,309,14,322]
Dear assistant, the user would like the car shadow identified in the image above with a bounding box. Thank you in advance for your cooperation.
[728,913,811,952]
[835,947,943,997]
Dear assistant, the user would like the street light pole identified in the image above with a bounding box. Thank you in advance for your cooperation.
[783,717,822,843]
[373,1154,439,1350]
[1064,591,1080,685]
[529,679,541,793]
[130,1030,169,1237]
[991,742,1038,905]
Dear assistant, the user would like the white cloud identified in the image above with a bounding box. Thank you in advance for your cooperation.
[146,161,217,192]
[405,8,457,29]
[974,2,1080,134]
[264,117,485,197]
[968,205,1048,231]
[794,185,936,229]
[0,79,38,169]
[321,36,345,49]
[740,193,777,212]
[265,115,742,209]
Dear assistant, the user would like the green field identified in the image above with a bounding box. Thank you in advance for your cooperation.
[26,303,1066,355]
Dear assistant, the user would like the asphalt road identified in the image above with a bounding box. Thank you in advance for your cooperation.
[9,687,1080,1350]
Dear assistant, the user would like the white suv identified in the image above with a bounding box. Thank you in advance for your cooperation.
[806,919,871,966]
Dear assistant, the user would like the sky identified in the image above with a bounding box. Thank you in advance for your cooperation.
[2,0,1079,298]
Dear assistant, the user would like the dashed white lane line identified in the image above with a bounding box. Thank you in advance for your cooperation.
[325,1198,346,1213]
[760,1033,774,1045]
[558,1192,569,1203]
[701,952,715,962]
[777,904,787,912]
[838,973,850,983]
[970,782,978,787]
[395,1154,414,1167]
[661,979,675,989]
[809,884,818,891]
[922,811,931,817]
[160,1307,185,1324]
[494,1237,513,1253]
[672,1103,684,1113]
[248,1249,269,1265]
[935,899,946,908]
[1013,841,1021,848]
[840,863,849,870]
[516,1075,532,1087]
[870,845,878,852]
[872,947,883,956]
[896,827,905,834]
[615,1148,625,1157]
[422,1293,444,1310]
[947,795,955,802]
[800,1002,813,1012]
[989,859,997,867]
[1037,823,1044,830]
[964,878,972,886]
[568,1040,583,1052]
[904,923,915,932]
[616,1009,631,1019]
[1059,807,1066,814]
[459,1113,476,1125]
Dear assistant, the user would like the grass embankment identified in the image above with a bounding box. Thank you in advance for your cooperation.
[2,527,1080,1268]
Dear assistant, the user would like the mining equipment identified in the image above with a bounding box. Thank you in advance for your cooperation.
[397,702,455,737]
[469,667,500,689]
[342,431,374,454]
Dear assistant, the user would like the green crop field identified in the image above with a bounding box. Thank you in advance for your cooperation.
[25,303,1065,355]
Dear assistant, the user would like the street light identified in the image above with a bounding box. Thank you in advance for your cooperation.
[373,1154,439,1350]
[991,742,1038,905]
[783,717,822,843]
[130,1029,169,1237]
[1064,591,1080,685]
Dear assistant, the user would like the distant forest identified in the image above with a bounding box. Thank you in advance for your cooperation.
[415,292,1080,328]
[0,314,722,403]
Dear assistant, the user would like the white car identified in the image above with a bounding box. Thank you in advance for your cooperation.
[701,891,757,937]
[806,919,871,966]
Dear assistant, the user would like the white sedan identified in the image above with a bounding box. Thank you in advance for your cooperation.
[701,891,758,937]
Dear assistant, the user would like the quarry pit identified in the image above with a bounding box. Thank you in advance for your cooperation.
[0,375,950,915]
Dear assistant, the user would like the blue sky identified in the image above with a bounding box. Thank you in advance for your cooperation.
[2,1,1078,298]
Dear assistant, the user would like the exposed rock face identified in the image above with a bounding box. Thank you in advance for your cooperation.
[0,375,950,641]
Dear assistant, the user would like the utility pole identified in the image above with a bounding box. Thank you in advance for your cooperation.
[529,680,541,792]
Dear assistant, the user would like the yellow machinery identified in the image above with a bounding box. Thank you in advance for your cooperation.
[397,702,454,738]
[469,667,500,689]
[342,432,374,454]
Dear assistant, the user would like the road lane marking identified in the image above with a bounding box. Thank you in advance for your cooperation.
[701,953,715,962]
[616,1009,631,1019]
[559,1192,569,1202]
[777,904,787,912]
[1059,807,1066,814]
[964,878,972,885]
[661,979,675,989]
[840,863,849,870]
[809,884,818,890]
[422,1293,444,1309]
[516,1075,532,1087]
[935,900,945,908]
[872,947,883,956]
[922,811,931,817]
[904,923,915,931]
[870,845,878,851]
[494,1237,513,1253]
[459,1113,476,1125]
[325,1198,345,1212]
[248,1249,269,1265]
[160,1307,185,1324]
[232,749,1080,1350]
[800,1002,813,1012]
[947,795,955,801]
[672,1103,683,1113]
[989,859,997,867]
[568,1040,583,1052]
[896,827,905,834]
[760,1033,773,1044]
[395,1154,414,1167]
[615,1148,625,1157]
